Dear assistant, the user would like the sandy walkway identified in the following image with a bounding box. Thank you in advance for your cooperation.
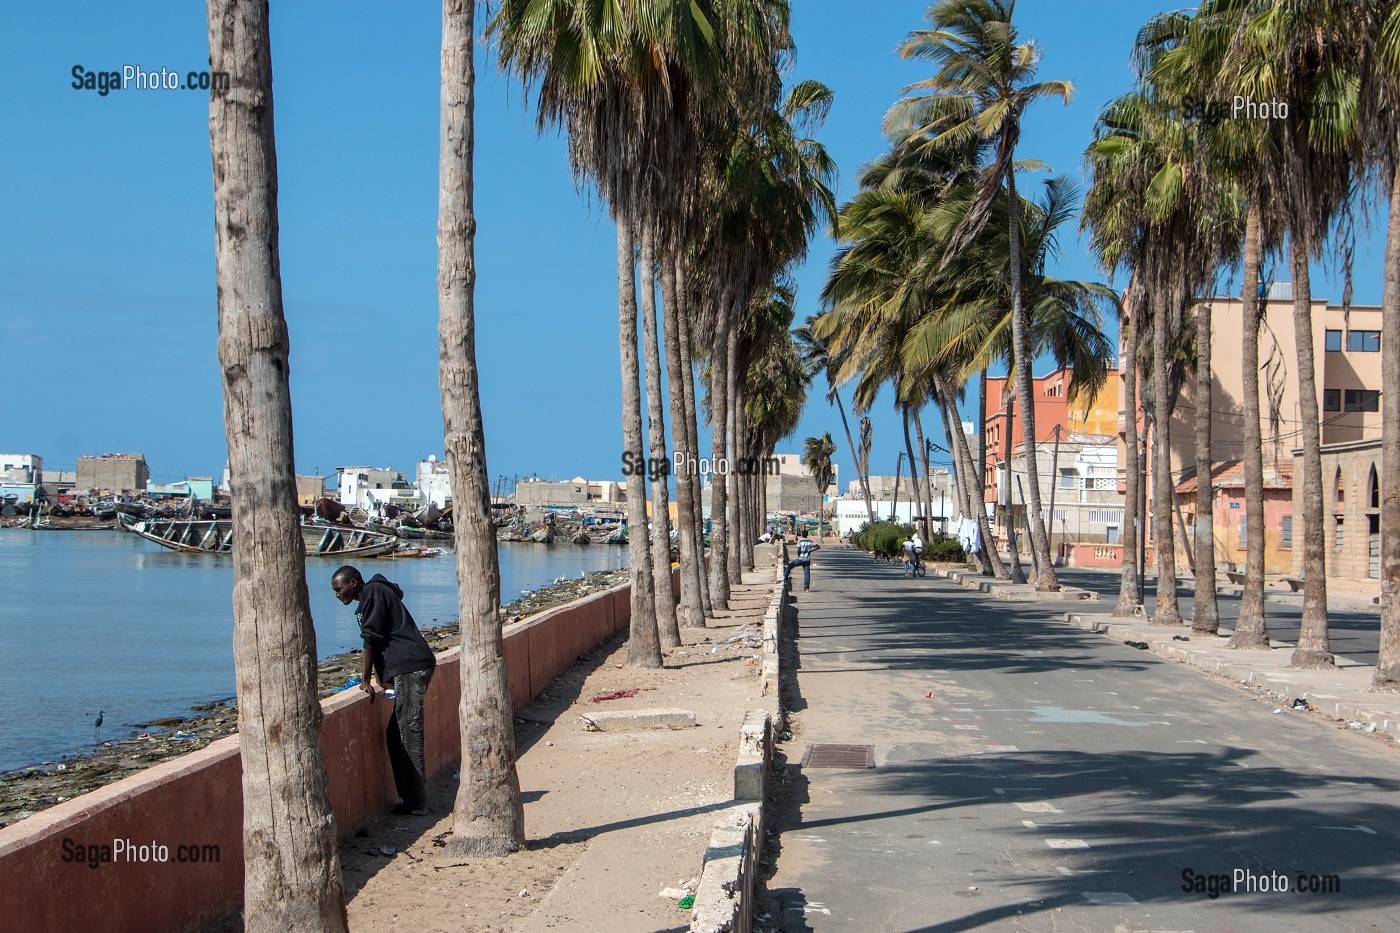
[340,572,776,933]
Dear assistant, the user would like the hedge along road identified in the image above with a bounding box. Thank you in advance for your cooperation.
[765,547,1400,932]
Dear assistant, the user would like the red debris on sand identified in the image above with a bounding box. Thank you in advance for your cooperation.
[924,692,933,699]
[590,688,641,703]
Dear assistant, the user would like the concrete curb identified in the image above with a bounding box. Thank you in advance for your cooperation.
[689,553,787,932]
[1062,612,1400,741]
[935,566,1097,601]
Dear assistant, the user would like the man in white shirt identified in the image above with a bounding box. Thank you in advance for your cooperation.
[785,533,821,591]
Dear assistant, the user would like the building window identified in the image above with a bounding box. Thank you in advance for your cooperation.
[1238,518,1246,550]
[1280,515,1292,549]
[1323,389,1340,412]
[1344,389,1380,412]
[1106,525,1120,545]
[1345,330,1381,352]
[1335,516,1345,549]
[1058,468,1078,489]
[1325,329,1342,352]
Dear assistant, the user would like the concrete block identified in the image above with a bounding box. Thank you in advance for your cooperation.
[578,708,697,732]
[690,803,763,933]
[734,712,771,801]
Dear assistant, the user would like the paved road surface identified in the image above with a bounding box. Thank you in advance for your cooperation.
[766,548,1400,932]
[1054,567,1382,667]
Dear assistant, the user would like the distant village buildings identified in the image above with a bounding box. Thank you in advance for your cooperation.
[76,453,149,495]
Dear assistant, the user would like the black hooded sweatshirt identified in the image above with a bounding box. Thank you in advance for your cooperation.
[357,574,436,682]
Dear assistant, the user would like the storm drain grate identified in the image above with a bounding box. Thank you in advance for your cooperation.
[802,743,875,769]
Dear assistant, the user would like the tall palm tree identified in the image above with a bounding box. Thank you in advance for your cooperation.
[205,1,347,924]
[439,0,525,854]
[801,434,837,539]
[888,0,1074,590]
[1369,0,1400,689]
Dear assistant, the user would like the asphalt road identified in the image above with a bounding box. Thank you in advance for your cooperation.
[766,548,1400,932]
[1052,567,1383,667]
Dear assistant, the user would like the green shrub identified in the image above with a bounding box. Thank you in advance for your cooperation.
[926,538,966,563]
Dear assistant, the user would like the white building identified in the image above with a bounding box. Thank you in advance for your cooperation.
[337,466,419,511]
[1,454,43,484]
[416,456,453,509]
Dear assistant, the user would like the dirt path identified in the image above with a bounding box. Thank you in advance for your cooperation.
[333,572,775,933]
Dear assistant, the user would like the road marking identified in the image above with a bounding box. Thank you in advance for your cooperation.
[1021,819,1039,829]
[1055,866,1074,875]
[1046,838,1090,849]
[802,903,831,916]
[953,725,981,730]
[1080,891,1138,905]
[1176,739,1209,744]
[1016,801,1064,813]
[1316,825,1377,834]
[994,787,1047,794]
[979,745,1019,753]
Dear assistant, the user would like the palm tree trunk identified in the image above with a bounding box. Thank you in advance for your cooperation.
[676,284,712,616]
[1373,154,1400,691]
[707,286,732,612]
[1192,295,1219,635]
[1006,168,1058,590]
[639,226,679,649]
[901,406,920,529]
[1114,287,1142,616]
[618,215,661,667]
[437,0,526,855]
[206,2,348,924]
[1288,223,1334,668]
[1003,393,1027,584]
[661,249,703,629]
[1151,281,1184,625]
[935,372,1006,578]
[913,407,934,539]
[977,368,988,516]
[835,392,875,526]
[1231,202,1270,648]
[725,317,743,585]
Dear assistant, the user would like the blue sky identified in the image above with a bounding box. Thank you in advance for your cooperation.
[1,2,1388,490]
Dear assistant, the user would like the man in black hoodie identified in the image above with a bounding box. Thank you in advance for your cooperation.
[333,566,437,815]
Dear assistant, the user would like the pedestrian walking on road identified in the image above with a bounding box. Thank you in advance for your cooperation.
[785,533,821,591]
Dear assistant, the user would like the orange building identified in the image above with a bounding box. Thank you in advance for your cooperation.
[983,367,1121,507]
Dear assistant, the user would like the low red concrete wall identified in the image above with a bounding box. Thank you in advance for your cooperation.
[0,571,676,933]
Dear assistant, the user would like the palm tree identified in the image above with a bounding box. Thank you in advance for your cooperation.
[1369,0,1400,689]
[888,0,1074,590]
[638,228,680,649]
[438,0,526,854]
[803,433,838,538]
[205,1,347,924]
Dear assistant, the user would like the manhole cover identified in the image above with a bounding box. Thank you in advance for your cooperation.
[802,743,875,769]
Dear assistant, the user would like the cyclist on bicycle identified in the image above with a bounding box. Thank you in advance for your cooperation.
[901,534,917,577]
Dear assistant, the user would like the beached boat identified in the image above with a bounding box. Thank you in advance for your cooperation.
[128,519,399,558]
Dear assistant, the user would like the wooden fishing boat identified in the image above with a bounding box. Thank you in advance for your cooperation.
[128,519,399,558]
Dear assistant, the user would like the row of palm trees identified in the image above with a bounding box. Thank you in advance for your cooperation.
[206,0,835,923]
[1082,0,1399,687]
[814,0,1396,698]
[488,0,834,669]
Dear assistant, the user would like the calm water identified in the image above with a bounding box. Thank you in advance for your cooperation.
[0,529,627,772]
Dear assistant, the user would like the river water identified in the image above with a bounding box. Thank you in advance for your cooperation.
[0,529,627,772]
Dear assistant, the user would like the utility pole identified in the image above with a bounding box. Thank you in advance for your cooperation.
[892,452,904,523]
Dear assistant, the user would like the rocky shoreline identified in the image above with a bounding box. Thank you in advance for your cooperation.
[0,567,629,830]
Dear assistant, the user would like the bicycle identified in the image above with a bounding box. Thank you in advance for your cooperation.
[912,550,926,577]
